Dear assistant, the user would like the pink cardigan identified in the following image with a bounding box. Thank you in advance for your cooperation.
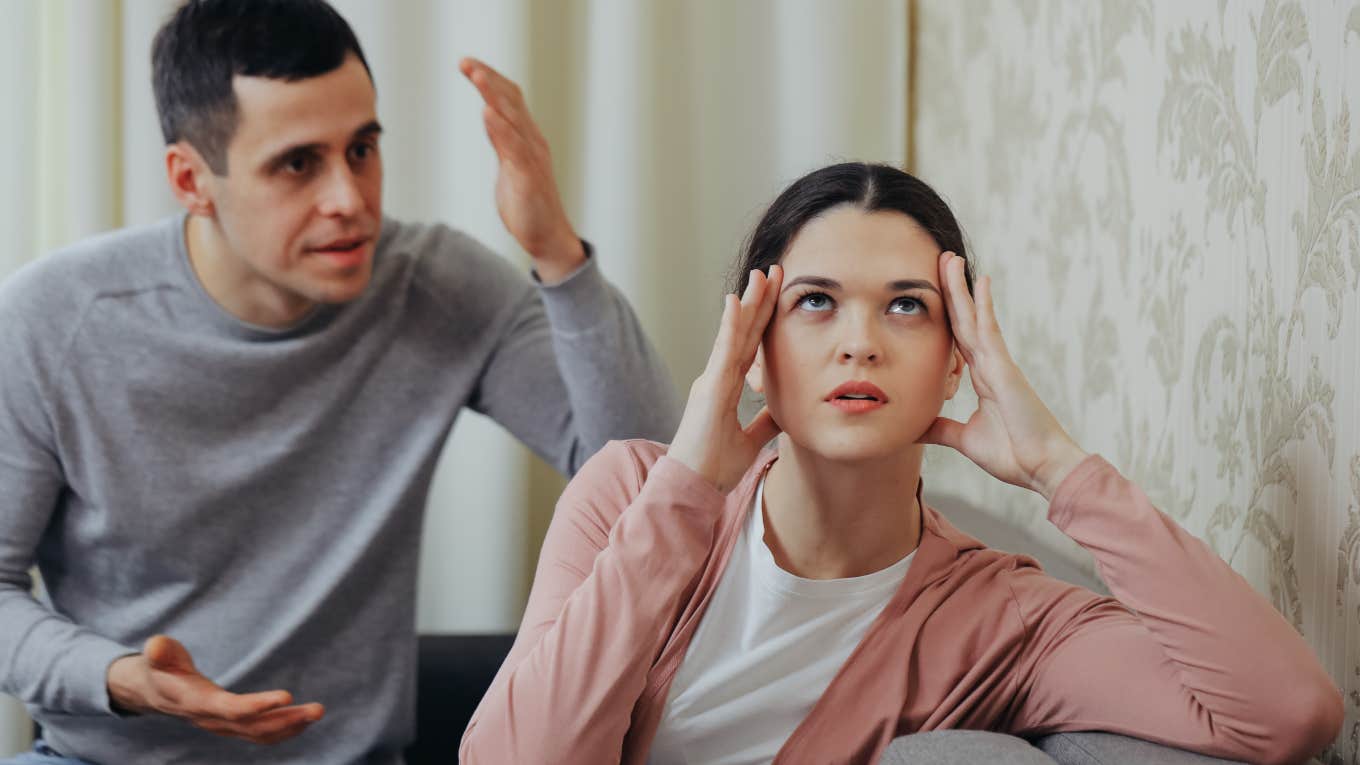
[461,441,1342,764]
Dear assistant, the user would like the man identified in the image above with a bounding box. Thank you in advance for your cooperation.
[0,1,679,762]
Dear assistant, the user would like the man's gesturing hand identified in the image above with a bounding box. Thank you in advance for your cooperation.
[459,57,585,284]
[106,635,324,745]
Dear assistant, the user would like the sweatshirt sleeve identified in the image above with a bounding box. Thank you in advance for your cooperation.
[1001,455,1342,765]
[0,276,138,716]
[460,442,725,765]
[469,243,681,476]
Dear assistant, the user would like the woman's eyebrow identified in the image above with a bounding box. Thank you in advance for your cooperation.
[782,275,942,296]
[781,275,840,293]
[888,278,941,296]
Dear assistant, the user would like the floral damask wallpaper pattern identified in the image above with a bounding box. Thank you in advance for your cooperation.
[914,1,1360,760]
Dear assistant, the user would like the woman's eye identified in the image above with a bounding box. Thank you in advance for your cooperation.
[889,297,923,315]
[795,292,834,312]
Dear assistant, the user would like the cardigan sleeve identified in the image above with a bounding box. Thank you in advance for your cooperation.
[1001,455,1342,765]
[460,441,725,765]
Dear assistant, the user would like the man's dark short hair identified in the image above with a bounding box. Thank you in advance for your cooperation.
[151,0,372,175]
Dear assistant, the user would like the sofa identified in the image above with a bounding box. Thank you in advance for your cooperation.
[406,489,1327,764]
[405,633,1250,764]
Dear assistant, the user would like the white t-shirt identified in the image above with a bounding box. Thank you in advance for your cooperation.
[647,473,915,765]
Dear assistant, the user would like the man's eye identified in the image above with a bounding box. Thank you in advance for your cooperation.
[283,156,312,175]
[350,142,375,161]
[795,292,834,312]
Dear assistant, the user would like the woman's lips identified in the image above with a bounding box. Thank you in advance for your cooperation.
[825,380,889,413]
[821,394,886,413]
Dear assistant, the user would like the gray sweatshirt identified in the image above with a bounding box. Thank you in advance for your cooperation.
[0,215,681,763]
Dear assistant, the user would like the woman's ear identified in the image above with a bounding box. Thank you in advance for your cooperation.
[165,142,216,218]
[745,345,766,394]
[944,345,965,400]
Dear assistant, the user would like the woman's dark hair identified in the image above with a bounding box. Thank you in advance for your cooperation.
[730,163,973,296]
[152,0,372,175]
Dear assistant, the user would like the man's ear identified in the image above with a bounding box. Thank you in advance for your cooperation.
[165,142,216,218]
[944,345,966,400]
[745,345,766,395]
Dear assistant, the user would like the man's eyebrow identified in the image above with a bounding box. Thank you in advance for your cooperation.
[261,142,322,170]
[781,275,941,296]
[354,120,383,139]
[260,121,384,169]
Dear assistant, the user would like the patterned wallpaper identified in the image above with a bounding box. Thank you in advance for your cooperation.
[913,1,1360,760]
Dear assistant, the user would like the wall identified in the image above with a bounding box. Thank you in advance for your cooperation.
[913,2,1360,760]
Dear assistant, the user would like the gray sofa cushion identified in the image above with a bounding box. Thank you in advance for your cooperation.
[879,730,1251,764]
[879,730,1057,763]
[1033,732,1246,764]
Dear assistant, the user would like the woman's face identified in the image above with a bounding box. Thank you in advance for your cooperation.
[749,205,965,462]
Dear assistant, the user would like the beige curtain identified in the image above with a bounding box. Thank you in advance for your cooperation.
[912,1,1360,761]
[0,0,909,753]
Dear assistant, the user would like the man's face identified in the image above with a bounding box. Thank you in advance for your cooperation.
[201,53,383,321]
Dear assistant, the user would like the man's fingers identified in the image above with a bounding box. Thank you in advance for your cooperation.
[460,57,544,148]
[238,702,325,742]
[208,689,296,722]
[481,106,538,171]
[193,702,324,745]
[138,634,317,743]
[144,635,196,674]
[148,665,292,721]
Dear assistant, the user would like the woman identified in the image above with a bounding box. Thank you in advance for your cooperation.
[459,164,1342,764]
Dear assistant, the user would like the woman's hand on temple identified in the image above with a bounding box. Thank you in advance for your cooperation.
[669,266,784,493]
[919,253,1089,501]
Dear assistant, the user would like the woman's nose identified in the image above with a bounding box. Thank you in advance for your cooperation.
[840,348,879,363]
[837,319,882,364]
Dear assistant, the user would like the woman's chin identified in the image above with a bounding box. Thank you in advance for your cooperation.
[783,430,922,464]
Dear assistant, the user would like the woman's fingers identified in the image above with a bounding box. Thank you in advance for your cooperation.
[701,266,781,400]
[917,416,965,450]
[704,294,740,375]
[724,270,765,369]
[940,252,980,360]
[740,265,781,361]
[743,407,781,447]
[975,274,1008,356]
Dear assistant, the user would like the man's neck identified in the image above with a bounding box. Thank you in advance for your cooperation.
[185,214,316,328]
[759,439,924,580]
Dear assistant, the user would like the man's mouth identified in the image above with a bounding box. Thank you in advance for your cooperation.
[313,236,368,253]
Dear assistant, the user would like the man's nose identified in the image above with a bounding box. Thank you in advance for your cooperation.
[317,163,364,217]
